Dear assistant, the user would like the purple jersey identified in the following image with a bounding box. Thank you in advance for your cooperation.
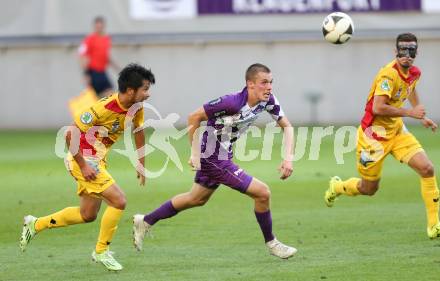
[201,87,284,160]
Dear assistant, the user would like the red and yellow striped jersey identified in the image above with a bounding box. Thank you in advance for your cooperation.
[360,60,421,140]
[73,93,144,157]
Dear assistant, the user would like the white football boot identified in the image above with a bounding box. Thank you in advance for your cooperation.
[132,214,153,251]
[266,238,297,259]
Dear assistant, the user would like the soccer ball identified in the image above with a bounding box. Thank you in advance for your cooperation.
[322,12,354,44]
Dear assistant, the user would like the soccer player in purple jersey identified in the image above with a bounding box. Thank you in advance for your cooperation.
[133,63,297,259]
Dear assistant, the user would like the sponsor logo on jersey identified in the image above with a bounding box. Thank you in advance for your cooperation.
[381,79,391,91]
[80,112,93,124]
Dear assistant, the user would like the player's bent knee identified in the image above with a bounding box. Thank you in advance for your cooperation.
[359,181,379,196]
[361,186,378,196]
[254,187,271,205]
[420,162,435,178]
[260,188,271,201]
[114,197,127,210]
[81,212,98,223]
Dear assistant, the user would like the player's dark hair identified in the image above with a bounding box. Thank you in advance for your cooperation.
[396,33,417,46]
[94,16,105,24]
[246,63,271,81]
[118,63,156,93]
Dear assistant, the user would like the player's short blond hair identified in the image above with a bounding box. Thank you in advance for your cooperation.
[245,63,271,82]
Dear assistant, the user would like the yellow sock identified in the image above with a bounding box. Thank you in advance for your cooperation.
[420,177,439,228]
[35,207,84,233]
[95,206,123,254]
[334,177,361,196]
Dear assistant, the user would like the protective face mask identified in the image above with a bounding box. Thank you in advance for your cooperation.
[396,42,417,58]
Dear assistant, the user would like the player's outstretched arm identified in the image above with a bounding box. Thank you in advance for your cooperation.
[277,117,294,180]
[187,107,208,170]
[65,126,97,181]
[373,95,425,119]
[409,89,437,132]
[134,129,146,186]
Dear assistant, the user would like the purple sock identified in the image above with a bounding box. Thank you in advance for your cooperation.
[255,210,275,243]
[144,200,178,226]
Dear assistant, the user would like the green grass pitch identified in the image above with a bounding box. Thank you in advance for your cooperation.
[0,126,439,280]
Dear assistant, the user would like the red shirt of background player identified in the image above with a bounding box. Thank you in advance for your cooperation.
[79,33,111,72]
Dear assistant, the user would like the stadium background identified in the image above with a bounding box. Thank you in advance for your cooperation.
[0,0,439,128]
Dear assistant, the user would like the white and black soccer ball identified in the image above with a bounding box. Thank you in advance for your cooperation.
[322,12,354,44]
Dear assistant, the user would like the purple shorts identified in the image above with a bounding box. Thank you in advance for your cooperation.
[194,159,253,193]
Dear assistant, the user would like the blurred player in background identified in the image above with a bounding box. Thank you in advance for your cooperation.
[325,33,439,238]
[69,16,120,119]
[20,64,155,271]
[79,16,119,97]
[133,63,297,259]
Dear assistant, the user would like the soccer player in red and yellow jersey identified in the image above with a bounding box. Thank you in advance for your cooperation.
[19,64,156,271]
[324,33,440,238]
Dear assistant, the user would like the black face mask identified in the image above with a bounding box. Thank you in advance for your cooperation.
[396,42,417,58]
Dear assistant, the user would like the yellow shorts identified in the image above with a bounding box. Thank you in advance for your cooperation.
[65,156,115,197]
[356,126,424,181]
